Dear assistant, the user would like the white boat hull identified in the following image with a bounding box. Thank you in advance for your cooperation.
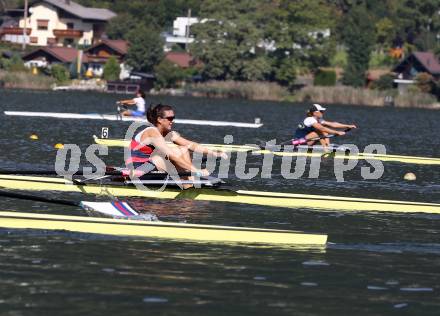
[4,111,263,128]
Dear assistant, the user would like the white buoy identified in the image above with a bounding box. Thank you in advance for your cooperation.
[403,172,416,181]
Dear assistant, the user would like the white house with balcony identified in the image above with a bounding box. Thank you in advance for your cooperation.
[163,17,199,51]
[1,0,116,47]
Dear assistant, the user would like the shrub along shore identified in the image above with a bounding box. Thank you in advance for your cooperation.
[1,73,439,109]
[186,81,440,109]
[0,70,55,90]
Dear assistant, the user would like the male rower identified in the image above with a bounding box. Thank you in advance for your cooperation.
[294,104,356,149]
[118,90,146,117]
[125,103,228,187]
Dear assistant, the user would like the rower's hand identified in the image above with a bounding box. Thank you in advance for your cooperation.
[336,131,346,136]
[348,124,357,129]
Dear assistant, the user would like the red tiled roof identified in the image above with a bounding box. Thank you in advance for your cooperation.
[165,51,194,68]
[23,47,88,63]
[85,39,128,56]
[413,52,440,75]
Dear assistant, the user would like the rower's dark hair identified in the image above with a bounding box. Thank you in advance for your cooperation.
[137,90,146,98]
[147,103,173,124]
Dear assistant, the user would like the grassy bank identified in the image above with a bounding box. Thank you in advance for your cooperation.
[185,80,440,109]
[185,80,289,101]
[295,86,440,109]
[0,70,56,90]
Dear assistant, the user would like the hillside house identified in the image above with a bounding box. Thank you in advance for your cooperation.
[22,39,130,79]
[393,52,440,94]
[22,46,87,69]
[84,39,129,78]
[0,0,115,47]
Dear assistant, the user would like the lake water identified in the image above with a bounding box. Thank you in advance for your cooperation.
[0,89,439,315]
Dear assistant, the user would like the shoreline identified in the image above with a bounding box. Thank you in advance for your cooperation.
[1,76,439,109]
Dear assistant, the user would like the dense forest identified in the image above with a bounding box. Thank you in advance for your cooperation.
[2,0,440,91]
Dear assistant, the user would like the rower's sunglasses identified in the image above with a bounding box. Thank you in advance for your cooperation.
[162,116,175,122]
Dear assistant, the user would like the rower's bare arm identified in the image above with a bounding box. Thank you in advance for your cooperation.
[140,129,174,157]
[323,121,357,129]
[117,99,136,106]
[174,136,228,159]
[143,130,202,172]
[312,122,342,135]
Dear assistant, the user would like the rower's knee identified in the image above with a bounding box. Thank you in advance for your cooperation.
[150,156,167,171]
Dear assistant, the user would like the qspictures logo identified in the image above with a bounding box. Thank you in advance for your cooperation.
[54,122,385,192]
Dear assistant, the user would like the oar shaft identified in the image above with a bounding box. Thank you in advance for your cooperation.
[279,127,352,146]
[0,190,78,207]
[0,169,195,177]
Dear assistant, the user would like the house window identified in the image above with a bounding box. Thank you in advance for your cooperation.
[67,23,74,30]
[30,37,38,43]
[37,20,49,30]
[63,38,74,46]
[47,37,56,45]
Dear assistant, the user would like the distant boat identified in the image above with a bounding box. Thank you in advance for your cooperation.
[4,111,263,128]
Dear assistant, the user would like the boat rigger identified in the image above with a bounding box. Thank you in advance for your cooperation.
[0,174,439,214]
[3,111,263,128]
[93,136,440,166]
[0,211,326,245]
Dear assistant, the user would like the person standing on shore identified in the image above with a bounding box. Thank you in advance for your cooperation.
[294,104,357,148]
[118,90,146,117]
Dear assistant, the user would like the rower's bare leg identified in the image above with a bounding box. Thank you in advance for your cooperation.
[151,146,195,189]
[305,132,319,146]
[310,131,329,151]
[319,132,330,148]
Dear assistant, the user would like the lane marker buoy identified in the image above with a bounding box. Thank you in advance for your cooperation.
[403,172,416,181]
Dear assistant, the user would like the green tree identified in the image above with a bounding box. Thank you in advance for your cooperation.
[106,13,137,40]
[263,0,336,72]
[0,57,11,69]
[370,73,394,90]
[8,54,26,72]
[314,69,336,86]
[415,72,434,93]
[342,5,375,87]
[191,0,335,84]
[240,56,272,81]
[103,55,121,81]
[190,0,263,80]
[125,25,164,73]
[50,64,70,83]
[272,57,297,90]
[375,18,395,49]
[154,59,186,89]
[77,0,203,29]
